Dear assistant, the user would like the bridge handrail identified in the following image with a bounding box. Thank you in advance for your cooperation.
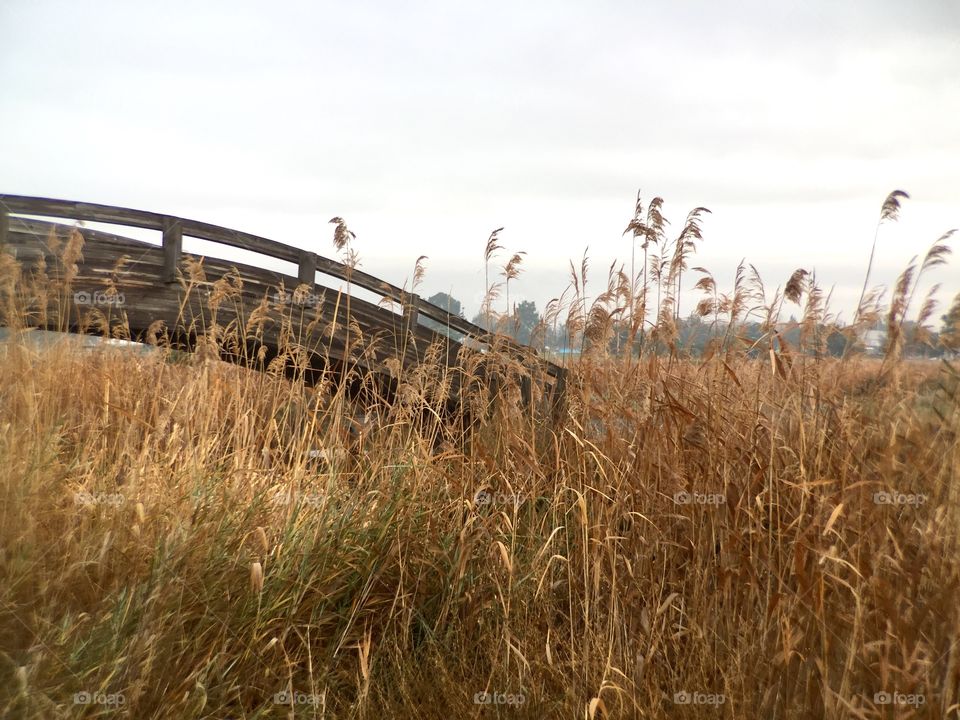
[0,194,559,376]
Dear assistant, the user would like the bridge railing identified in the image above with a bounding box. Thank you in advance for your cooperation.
[0,195,560,378]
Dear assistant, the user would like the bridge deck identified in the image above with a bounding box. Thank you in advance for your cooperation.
[0,195,565,405]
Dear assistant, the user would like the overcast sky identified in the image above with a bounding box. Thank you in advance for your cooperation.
[1,0,957,323]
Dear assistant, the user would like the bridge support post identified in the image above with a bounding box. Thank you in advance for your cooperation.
[403,292,420,335]
[162,217,182,283]
[298,251,317,286]
[521,372,532,408]
[550,368,567,423]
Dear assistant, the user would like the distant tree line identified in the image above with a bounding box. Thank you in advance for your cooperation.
[421,291,959,359]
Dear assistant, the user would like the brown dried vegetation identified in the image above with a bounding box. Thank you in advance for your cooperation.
[0,191,958,719]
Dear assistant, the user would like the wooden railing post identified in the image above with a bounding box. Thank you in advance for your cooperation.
[520,372,532,408]
[298,250,317,286]
[403,292,420,334]
[161,217,182,283]
[550,368,567,423]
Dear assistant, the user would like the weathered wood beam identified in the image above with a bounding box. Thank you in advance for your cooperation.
[521,372,532,408]
[550,367,568,421]
[298,250,317,286]
[403,292,420,335]
[161,217,182,283]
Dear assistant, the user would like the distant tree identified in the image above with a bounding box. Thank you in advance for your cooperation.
[420,292,466,337]
[941,296,960,351]
[826,328,850,357]
[426,292,464,318]
[512,300,540,344]
[469,301,540,344]
[471,311,489,331]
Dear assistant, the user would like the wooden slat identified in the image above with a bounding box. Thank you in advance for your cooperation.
[178,217,302,265]
[0,196,167,230]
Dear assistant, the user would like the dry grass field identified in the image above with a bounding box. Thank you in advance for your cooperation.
[1,194,959,718]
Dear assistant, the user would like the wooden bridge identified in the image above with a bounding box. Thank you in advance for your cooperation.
[0,195,565,409]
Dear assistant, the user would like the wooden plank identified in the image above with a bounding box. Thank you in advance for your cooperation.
[313,255,404,303]
[0,207,8,247]
[0,196,168,231]
[178,217,302,265]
